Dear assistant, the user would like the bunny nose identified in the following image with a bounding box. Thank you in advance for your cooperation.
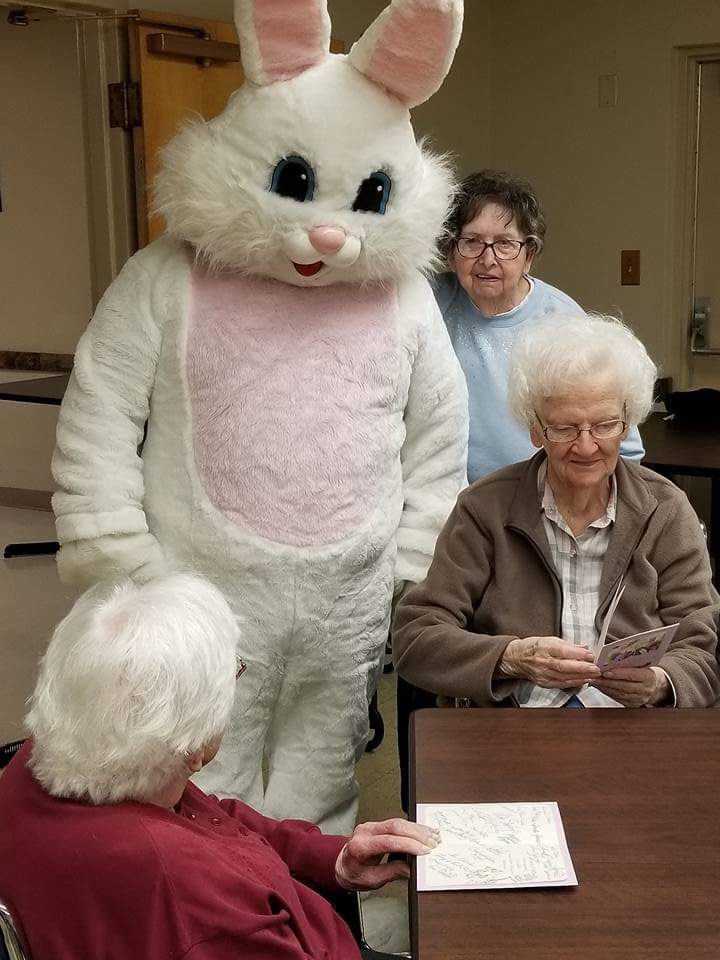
[308,226,347,255]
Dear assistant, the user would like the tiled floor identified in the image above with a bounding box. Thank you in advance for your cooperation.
[358,670,403,823]
[356,670,410,954]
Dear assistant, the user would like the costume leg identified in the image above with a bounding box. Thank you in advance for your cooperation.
[192,651,282,803]
[262,554,393,834]
[192,589,289,804]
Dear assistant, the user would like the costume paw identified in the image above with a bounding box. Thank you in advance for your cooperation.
[56,533,168,588]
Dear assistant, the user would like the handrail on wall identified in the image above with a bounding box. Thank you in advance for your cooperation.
[2,541,59,559]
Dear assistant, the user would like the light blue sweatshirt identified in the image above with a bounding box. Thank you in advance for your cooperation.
[434,272,645,484]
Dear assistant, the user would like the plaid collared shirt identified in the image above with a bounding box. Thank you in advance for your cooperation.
[515,464,622,708]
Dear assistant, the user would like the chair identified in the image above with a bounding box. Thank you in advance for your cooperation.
[0,900,30,960]
[332,890,410,959]
[396,676,438,813]
[366,690,385,753]
[0,742,24,772]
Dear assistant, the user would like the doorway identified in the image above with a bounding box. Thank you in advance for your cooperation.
[676,49,720,391]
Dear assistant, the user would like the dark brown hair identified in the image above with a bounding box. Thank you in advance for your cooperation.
[442,169,546,258]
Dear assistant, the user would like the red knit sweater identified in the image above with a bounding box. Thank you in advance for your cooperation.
[0,743,359,959]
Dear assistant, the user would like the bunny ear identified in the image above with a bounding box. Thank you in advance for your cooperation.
[348,0,463,108]
[234,0,331,86]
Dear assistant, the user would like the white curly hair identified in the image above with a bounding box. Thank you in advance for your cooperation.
[508,313,657,429]
[26,574,239,804]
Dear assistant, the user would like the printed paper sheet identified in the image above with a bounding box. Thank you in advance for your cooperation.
[416,802,578,891]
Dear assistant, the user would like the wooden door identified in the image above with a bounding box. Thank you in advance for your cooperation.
[128,10,345,246]
[128,10,244,245]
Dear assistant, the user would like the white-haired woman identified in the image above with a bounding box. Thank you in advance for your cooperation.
[394,314,720,709]
[0,574,438,960]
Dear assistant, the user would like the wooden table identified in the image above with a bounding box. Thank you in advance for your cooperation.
[410,709,720,960]
[641,412,720,571]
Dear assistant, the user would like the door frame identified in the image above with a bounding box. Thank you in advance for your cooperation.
[80,14,138,299]
[671,42,720,390]
[1,1,139,301]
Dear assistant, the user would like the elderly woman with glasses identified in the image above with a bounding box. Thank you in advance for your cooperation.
[0,574,438,960]
[394,314,720,709]
[435,169,644,483]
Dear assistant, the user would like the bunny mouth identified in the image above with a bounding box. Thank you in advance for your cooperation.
[293,261,325,277]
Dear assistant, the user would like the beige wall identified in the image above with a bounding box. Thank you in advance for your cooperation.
[4,0,719,371]
[0,15,94,354]
[478,0,720,383]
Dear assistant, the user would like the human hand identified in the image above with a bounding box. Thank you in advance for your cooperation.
[498,636,602,688]
[335,818,440,891]
[591,665,671,707]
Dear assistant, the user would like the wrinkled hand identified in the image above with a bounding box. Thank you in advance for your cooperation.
[591,665,670,707]
[335,818,439,891]
[498,636,602,688]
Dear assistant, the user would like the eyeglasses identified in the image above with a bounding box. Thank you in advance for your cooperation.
[454,236,537,261]
[535,412,627,443]
[235,657,247,680]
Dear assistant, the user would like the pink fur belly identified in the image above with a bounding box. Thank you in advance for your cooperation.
[187,270,408,546]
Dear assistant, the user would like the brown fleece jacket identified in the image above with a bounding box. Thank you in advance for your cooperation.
[393,453,720,708]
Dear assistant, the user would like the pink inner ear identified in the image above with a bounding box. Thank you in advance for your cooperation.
[254,0,327,82]
[363,7,455,105]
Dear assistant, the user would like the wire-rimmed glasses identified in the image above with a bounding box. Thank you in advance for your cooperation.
[454,236,537,260]
[535,412,627,443]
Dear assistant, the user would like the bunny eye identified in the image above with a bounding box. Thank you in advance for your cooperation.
[269,156,315,203]
[352,171,392,214]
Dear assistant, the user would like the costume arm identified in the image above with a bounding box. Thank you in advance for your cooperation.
[653,494,720,706]
[397,285,468,585]
[393,491,518,705]
[52,250,168,587]
[218,798,346,892]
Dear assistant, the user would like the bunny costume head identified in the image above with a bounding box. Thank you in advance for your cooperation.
[155,0,463,286]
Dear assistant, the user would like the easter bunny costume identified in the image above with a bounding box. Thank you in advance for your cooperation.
[52,0,468,832]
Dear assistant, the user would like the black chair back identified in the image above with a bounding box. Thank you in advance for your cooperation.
[0,900,30,960]
[0,742,25,771]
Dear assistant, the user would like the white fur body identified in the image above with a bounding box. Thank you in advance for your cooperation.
[52,237,467,830]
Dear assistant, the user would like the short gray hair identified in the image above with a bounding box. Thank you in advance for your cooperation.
[442,169,546,259]
[26,574,239,804]
[508,313,657,428]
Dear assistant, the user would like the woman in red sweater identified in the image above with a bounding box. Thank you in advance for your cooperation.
[0,574,437,959]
